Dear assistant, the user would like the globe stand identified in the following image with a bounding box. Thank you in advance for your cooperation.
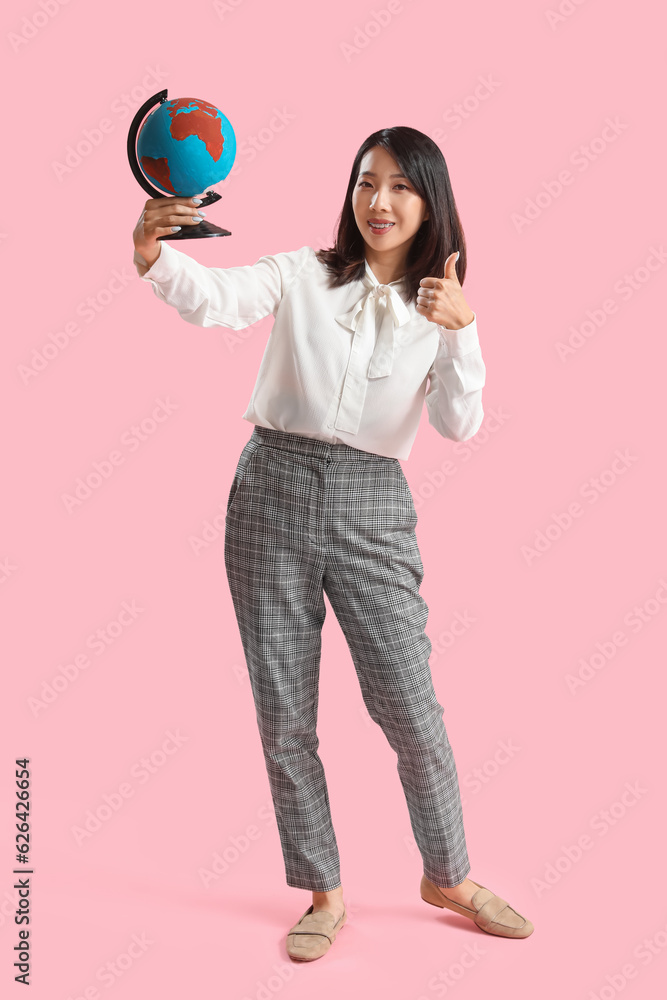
[127,89,232,241]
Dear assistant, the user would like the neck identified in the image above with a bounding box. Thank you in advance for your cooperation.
[364,244,411,285]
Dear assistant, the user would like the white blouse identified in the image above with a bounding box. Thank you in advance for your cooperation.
[133,241,486,460]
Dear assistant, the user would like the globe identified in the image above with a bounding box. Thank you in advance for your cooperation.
[135,96,236,197]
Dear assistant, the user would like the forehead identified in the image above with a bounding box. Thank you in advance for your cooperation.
[358,146,403,175]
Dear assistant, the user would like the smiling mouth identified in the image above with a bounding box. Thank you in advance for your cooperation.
[368,221,395,231]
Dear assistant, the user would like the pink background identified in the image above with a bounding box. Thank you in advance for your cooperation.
[2,0,665,996]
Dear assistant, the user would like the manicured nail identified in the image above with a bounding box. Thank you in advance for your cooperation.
[192,198,203,205]
[171,226,181,231]
[455,251,460,262]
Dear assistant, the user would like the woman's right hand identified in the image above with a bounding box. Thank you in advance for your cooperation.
[133,195,207,269]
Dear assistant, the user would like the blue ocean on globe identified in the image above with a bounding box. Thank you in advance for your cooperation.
[136,97,236,196]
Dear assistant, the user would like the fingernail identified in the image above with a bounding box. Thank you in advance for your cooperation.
[192,198,203,205]
[455,251,460,262]
[171,226,181,232]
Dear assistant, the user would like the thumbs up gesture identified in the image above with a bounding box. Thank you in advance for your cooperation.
[416,251,475,330]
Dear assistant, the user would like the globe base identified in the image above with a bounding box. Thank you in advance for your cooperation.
[158,219,231,241]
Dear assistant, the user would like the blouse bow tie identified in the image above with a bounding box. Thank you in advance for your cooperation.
[334,261,411,378]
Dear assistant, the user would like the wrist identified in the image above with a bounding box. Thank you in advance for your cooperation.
[441,309,475,331]
[133,242,162,276]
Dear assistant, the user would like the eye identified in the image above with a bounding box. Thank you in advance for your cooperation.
[357,181,410,190]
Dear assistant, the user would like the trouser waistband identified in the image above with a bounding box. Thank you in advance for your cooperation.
[250,425,396,463]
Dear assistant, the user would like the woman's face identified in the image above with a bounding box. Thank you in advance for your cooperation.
[352,145,429,256]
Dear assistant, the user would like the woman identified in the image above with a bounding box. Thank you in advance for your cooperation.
[132,126,534,961]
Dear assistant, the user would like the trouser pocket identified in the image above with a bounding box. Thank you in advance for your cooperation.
[226,437,262,518]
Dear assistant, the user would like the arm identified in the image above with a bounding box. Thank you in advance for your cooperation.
[133,240,310,330]
[424,314,486,442]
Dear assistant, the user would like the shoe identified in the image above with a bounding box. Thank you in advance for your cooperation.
[420,875,534,938]
[286,904,347,961]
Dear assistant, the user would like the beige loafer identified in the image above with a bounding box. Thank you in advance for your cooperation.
[286,903,347,961]
[421,875,534,938]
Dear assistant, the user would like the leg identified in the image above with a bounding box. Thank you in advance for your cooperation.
[323,458,471,888]
[224,440,341,892]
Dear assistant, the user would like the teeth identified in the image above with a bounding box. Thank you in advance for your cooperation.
[369,222,393,229]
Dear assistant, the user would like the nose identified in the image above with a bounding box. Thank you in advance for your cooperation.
[369,186,392,211]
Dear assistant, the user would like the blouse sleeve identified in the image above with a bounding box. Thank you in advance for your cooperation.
[133,240,311,330]
[424,314,486,442]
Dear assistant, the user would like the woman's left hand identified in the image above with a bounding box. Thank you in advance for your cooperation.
[416,251,475,330]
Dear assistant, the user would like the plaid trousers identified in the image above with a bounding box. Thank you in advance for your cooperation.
[224,425,471,892]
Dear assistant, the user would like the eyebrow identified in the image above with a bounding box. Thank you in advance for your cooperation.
[358,171,408,179]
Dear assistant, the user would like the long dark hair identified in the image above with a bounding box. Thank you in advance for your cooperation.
[315,126,467,303]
